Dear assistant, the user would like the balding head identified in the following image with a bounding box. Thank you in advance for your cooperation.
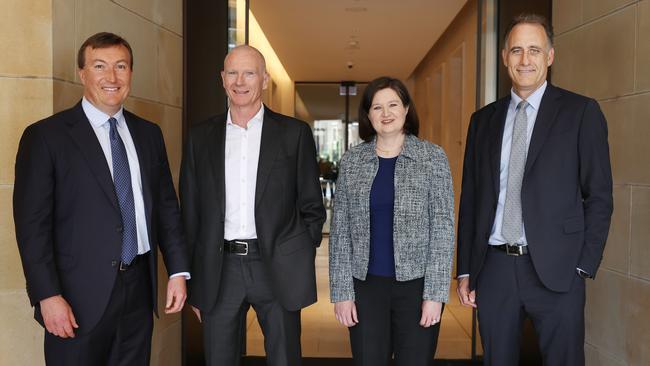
[224,45,267,73]
[221,45,269,114]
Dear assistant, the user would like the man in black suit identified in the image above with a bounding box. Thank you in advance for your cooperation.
[180,45,326,366]
[13,32,189,365]
[456,14,613,365]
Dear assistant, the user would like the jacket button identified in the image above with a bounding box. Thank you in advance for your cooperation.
[116,226,123,233]
[111,260,118,267]
[219,246,223,252]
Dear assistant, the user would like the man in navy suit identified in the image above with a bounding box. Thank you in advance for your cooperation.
[14,32,189,365]
[456,14,613,365]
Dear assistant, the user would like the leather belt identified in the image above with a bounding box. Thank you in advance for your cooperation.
[224,239,259,256]
[490,244,529,256]
[119,253,147,271]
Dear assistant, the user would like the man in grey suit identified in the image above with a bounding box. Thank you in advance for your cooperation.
[180,45,326,366]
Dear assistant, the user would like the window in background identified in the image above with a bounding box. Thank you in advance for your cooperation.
[228,0,247,50]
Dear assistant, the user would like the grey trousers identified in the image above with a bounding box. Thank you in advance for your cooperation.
[202,252,302,366]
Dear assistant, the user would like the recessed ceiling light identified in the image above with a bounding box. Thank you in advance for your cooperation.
[344,7,367,12]
[345,40,360,50]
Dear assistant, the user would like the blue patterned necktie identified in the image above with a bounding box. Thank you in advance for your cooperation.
[108,117,138,264]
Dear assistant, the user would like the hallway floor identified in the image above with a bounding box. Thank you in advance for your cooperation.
[245,238,481,359]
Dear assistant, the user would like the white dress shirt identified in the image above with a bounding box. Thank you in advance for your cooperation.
[488,81,547,246]
[83,98,151,254]
[83,98,188,279]
[224,104,264,240]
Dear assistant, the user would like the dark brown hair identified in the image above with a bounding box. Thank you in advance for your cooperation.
[77,32,134,69]
[358,76,419,142]
[503,13,554,48]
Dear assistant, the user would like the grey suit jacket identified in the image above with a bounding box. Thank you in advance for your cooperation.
[329,134,455,303]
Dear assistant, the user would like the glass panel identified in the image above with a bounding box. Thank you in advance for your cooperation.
[347,83,366,149]
[228,0,247,51]
[295,82,367,233]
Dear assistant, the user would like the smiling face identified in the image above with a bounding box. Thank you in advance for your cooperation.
[368,88,409,138]
[502,23,554,99]
[78,45,132,116]
[221,47,268,111]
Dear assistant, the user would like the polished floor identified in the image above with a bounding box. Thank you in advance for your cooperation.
[245,238,482,360]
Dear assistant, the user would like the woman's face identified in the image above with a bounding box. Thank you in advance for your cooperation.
[368,88,409,138]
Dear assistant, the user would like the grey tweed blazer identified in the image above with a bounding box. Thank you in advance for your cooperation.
[329,134,455,303]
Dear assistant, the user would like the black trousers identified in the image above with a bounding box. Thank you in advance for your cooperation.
[349,275,442,366]
[44,254,153,366]
[475,247,586,366]
[202,250,301,366]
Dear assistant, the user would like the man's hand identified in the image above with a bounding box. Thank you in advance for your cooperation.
[420,300,443,327]
[334,300,358,327]
[40,295,78,338]
[191,305,202,323]
[164,277,187,314]
[457,276,477,308]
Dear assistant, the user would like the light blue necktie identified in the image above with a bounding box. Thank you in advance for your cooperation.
[502,101,529,245]
[108,117,138,264]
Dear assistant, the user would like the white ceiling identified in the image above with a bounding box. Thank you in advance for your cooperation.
[250,0,468,82]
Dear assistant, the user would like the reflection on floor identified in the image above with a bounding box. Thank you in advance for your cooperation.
[246,238,482,359]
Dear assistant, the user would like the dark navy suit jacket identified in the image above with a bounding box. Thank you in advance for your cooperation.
[14,101,189,333]
[457,84,613,292]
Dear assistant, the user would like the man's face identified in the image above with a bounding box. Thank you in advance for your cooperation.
[502,23,554,98]
[78,45,132,116]
[221,49,268,110]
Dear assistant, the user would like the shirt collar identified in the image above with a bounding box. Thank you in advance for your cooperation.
[82,97,124,128]
[226,104,264,128]
[510,80,547,111]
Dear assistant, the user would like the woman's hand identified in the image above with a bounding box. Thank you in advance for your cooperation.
[419,300,443,328]
[334,300,359,327]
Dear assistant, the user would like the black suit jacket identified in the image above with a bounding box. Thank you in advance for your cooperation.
[457,84,613,292]
[180,107,326,312]
[13,101,189,333]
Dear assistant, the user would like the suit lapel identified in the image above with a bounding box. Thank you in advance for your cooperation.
[525,84,561,175]
[208,116,227,218]
[125,112,153,232]
[66,102,120,212]
[255,109,282,209]
[488,98,509,198]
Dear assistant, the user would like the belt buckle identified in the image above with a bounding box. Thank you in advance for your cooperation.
[119,261,129,271]
[234,240,249,256]
[505,244,523,256]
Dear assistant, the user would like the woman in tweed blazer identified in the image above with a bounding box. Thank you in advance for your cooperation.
[329,77,455,366]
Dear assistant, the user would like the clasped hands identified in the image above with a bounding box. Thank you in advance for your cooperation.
[333,299,443,328]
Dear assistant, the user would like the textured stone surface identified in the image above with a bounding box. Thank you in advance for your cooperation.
[0,0,52,77]
[0,78,53,184]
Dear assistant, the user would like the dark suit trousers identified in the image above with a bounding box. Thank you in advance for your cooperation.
[349,275,442,366]
[475,247,586,366]
[202,250,301,366]
[44,255,153,366]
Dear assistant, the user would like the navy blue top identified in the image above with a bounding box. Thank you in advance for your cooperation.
[367,156,397,277]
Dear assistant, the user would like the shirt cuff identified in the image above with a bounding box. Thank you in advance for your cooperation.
[170,272,191,280]
[576,268,591,279]
[457,274,469,278]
